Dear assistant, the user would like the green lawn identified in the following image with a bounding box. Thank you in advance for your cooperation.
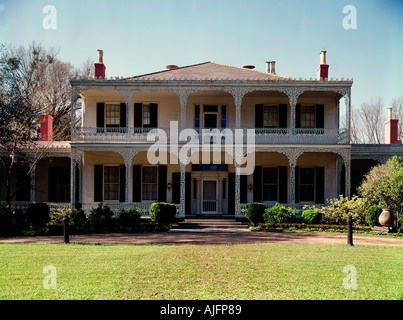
[0,243,402,300]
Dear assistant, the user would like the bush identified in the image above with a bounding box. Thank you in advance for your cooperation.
[365,206,382,227]
[50,208,71,226]
[301,209,322,224]
[150,202,177,226]
[321,195,369,225]
[245,202,265,226]
[27,203,50,229]
[0,201,21,237]
[70,208,87,229]
[117,206,142,229]
[263,203,297,223]
[88,203,114,229]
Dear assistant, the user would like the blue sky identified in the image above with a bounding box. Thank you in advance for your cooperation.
[1,0,402,112]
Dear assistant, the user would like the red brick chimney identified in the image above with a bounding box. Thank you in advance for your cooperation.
[385,107,402,144]
[94,49,106,79]
[40,114,53,141]
[317,51,329,81]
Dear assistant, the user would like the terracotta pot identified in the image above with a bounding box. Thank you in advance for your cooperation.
[379,208,394,227]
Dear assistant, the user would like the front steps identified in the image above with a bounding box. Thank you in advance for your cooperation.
[171,216,250,232]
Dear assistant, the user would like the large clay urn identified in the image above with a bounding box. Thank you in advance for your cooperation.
[379,208,394,227]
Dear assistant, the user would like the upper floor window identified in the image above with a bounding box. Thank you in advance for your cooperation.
[300,106,316,128]
[194,105,226,129]
[134,103,158,128]
[255,104,287,129]
[105,104,120,127]
[296,104,324,129]
[263,106,279,128]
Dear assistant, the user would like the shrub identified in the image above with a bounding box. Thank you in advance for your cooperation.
[70,208,87,229]
[0,201,21,237]
[27,203,50,229]
[245,202,265,226]
[365,206,382,227]
[263,203,297,223]
[117,206,142,229]
[88,203,114,229]
[50,208,71,226]
[321,195,369,226]
[150,202,177,226]
[301,209,322,224]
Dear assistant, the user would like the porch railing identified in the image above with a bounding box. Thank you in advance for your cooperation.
[72,127,350,145]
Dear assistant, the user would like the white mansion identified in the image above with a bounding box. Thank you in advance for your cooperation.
[3,50,403,218]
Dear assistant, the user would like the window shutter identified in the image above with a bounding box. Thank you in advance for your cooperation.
[158,165,167,202]
[255,104,263,128]
[228,172,235,214]
[172,172,180,204]
[279,166,288,203]
[120,103,127,128]
[195,105,200,129]
[315,104,324,129]
[221,105,226,128]
[240,175,247,203]
[119,165,126,203]
[295,166,300,203]
[253,166,262,202]
[132,165,142,202]
[75,164,79,203]
[315,167,325,204]
[134,103,143,128]
[96,103,105,129]
[94,165,103,202]
[185,172,191,214]
[48,167,58,202]
[296,104,301,128]
[150,103,158,128]
[279,104,287,128]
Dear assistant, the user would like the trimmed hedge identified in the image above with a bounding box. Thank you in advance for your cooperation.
[27,203,50,229]
[301,209,322,224]
[150,202,177,226]
[245,202,265,226]
[264,203,297,223]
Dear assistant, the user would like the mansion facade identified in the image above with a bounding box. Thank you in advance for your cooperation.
[2,50,403,218]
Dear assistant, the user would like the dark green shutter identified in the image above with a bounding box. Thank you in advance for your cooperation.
[150,103,158,128]
[134,103,142,128]
[96,103,105,130]
[296,104,301,128]
[240,175,247,204]
[255,104,263,128]
[279,166,288,203]
[119,165,126,203]
[279,104,287,128]
[158,165,167,202]
[132,165,142,202]
[253,166,262,202]
[172,172,180,204]
[295,166,300,203]
[315,167,325,204]
[316,104,324,129]
[120,103,127,128]
[48,167,58,202]
[228,172,235,215]
[94,165,103,202]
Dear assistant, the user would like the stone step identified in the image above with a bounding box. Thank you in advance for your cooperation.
[175,218,249,230]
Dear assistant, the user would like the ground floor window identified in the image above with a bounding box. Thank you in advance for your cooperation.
[142,166,158,201]
[299,168,315,202]
[104,166,120,201]
[263,167,278,201]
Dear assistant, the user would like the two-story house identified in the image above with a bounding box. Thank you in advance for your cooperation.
[4,50,402,219]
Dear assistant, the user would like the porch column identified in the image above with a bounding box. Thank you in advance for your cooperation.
[175,88,191,130]
[179,163,186,217]
[286,149,303,205]
[344,149,351,199]
[289,165,296,205]
[120,88,136,132]
[120,149,138,203]
[30,163,37,203]
[235,164,241,217]
[70,156,77,207]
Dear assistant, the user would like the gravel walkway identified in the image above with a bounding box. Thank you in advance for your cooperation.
[0,231,402,246]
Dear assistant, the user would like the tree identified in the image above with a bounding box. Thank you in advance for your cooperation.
[358,156,403,232]
[391,94,403,140]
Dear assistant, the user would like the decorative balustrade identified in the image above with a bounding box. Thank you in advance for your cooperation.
[73,127,350,145]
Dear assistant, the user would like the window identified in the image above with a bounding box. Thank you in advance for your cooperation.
[263,106,279,128]
[300,106,316,128]
[57,168,70,202]
[105,104,120,127]
[104,166,119,201]
[263,167,278,201]
[299,168,315,202]
[142,166,158,201]
[142,104,151,127]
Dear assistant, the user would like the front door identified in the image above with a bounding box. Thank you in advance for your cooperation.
[202,180,218,214]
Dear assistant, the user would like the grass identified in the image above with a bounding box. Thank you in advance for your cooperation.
[0,242,402,300]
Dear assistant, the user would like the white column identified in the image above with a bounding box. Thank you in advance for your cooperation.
[70,155,76,207]
[30,163,36,203]
[180,164,186,217]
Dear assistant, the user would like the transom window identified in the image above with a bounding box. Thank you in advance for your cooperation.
[263,167,278,201]
[142,166,158,201]
[263,106,279,128]
[104,166,119,201]
[105,104,120,127]
[300,106,316,128]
